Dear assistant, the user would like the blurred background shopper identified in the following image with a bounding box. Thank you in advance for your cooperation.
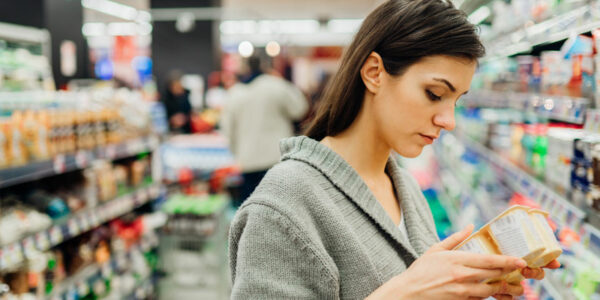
[221,56,308,206]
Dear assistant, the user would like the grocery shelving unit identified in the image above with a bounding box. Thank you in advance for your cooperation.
[433,131,591,299]
[482,5,600,61]
[0,183,165,271]
[461,90,590,125]
[450,131,588,231]
[0,135,160,189]
[44,237,158,300]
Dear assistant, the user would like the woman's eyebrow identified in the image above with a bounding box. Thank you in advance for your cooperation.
[432,78,456,92]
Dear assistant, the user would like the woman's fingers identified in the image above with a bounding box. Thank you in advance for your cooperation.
[492,294,514,300]
[454,252,526,272]
[465,281,524,298]
[429,224,474,252]
[522,267,545,280]
[543,260,561,269]
[458,266,505,282]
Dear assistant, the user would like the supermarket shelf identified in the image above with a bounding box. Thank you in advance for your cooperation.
[0,135,160,190]
[483,6,599,60]
[461,90,590,125]
[0,183,165,271]
[45,243,156,300]
[450,131,587,231]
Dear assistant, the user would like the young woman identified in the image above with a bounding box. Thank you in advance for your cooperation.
[229,0,559,299]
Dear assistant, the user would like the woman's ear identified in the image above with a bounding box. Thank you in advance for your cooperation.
[360,51,385,94]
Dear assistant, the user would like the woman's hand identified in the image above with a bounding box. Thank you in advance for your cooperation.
[366,225,527,300]
[488,258,562,300]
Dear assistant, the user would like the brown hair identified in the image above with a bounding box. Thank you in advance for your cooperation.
[304,0,485,140]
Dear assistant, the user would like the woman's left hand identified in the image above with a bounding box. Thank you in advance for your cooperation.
[492,260,561,300]
[520,259,561,280]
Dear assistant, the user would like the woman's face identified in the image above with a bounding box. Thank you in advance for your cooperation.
[373,55,477,158]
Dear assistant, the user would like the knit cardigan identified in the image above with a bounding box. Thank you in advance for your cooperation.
[228,136,440,299]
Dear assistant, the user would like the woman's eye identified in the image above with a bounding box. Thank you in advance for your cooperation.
[426,90,442,101]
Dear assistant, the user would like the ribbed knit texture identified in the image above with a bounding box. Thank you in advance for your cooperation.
[229,136,439,299]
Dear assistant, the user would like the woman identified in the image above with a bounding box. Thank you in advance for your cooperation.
[229,0,559,299]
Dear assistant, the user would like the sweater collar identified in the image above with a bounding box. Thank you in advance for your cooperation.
[280,136,425,260]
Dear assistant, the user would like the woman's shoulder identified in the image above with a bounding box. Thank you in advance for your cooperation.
[238,159,325,214]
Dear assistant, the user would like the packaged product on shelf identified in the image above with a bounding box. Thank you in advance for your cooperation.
[540,51,570,95]
[114,165,129,194]
[0,204,52,246]
[517,56,536,93]
[94,109,107,147]
[455,205,562,283]
[546,127,584,194]
[8,112,26,166]
[93,161,117,202]
[0,119,9,168]
[26,190,70,220]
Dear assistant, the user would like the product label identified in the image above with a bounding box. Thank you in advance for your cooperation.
[53,154,66,173]
[534,214,557,241]
[106,145,117,159]
[149,185,160,199]
[0,248,4,269]
[490,211,534,258]
[22,236,37,258]
[75,150,88,168]
[67,219,80,236]
[49,225,63,245]
[35,231,51,250]
[460,238,488,254]
[3,243,23,267]
[78,214,91,231]
[89,211,100,227]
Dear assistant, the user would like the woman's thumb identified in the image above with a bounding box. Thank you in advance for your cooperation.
[427,224,474,253]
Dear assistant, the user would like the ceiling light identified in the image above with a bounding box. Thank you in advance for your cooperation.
[81,0,139,21]
[107,22,137,36]
[266,41,281,57]
[82,22,106,37]
[327,19,362,33]
[238,41,254,58]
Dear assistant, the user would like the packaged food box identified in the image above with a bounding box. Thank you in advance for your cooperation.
[455,205,562,283]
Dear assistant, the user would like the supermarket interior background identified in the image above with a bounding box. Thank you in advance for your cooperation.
[0,0,599,299]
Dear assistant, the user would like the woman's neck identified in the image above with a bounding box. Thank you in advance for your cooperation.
[321,103,390,181]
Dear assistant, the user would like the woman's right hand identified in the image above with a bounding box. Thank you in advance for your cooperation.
[367,225,527,300]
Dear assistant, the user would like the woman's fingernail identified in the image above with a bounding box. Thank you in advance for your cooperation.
[515,259,527,268]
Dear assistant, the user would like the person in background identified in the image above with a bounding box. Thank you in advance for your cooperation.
[221,55,308,206]
[161,71,192,134]
[205,71,227,110]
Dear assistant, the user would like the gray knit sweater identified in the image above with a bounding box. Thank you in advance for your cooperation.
[229,136,440,299]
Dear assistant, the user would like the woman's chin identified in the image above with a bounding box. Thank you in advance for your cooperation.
[394,144,425,158]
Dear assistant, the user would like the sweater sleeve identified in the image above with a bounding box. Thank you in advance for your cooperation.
[229,203,339,299]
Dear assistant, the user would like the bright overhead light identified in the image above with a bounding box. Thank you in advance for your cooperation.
[107,22,137,36]
[266,41,281,57]
[220,19,319,35]
[238,41,254,58]
[327,19,363,33]
[468,6,491,25]
[278,20,319,34]
[81,0,139,21]
[137,22,153,35]
[136,11,152,23]
[82,22,106,37]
